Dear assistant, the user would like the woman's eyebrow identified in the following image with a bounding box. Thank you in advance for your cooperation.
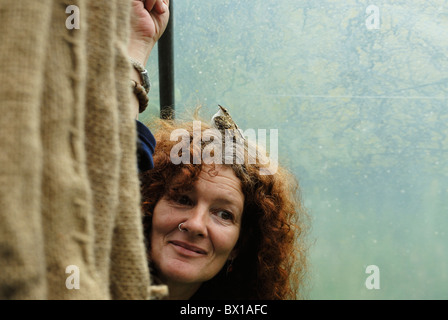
[213,196,244,213]
[179,178,244,209]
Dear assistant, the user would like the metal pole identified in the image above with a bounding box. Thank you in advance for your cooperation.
[158,0,174,119]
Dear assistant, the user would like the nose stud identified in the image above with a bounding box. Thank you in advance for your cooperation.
[178,223,186,232]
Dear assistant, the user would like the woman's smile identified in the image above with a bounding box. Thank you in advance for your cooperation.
[168,240,208,256]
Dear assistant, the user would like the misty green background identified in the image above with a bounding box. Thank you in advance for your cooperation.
[141,0,448,299]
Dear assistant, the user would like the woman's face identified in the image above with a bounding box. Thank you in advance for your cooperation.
[150,165,245,289]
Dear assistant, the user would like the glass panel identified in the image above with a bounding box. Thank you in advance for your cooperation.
[143,0,448,299]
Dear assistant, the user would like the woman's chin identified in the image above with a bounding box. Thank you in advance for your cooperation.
[158,260,204,284]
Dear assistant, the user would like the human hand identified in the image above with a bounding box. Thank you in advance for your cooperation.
[128,0,170,65]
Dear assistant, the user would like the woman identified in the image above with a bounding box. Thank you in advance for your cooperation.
[140,118,310,299]
[130,1,309,300]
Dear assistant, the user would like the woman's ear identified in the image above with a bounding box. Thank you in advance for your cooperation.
[226,250,237,275]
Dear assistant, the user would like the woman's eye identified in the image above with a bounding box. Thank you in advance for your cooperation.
[216,210,234,221]
[174,195,192,206]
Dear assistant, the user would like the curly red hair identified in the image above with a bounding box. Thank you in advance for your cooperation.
[140,116,310,300]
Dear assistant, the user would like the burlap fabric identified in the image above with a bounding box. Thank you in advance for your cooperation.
[0,0,153,299]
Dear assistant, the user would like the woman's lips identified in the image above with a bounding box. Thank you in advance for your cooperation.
[169,240,207,255]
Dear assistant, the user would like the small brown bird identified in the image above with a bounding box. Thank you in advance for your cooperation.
[211,105,245,140]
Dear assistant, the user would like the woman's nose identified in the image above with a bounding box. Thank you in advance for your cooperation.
[181,205,208,238]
